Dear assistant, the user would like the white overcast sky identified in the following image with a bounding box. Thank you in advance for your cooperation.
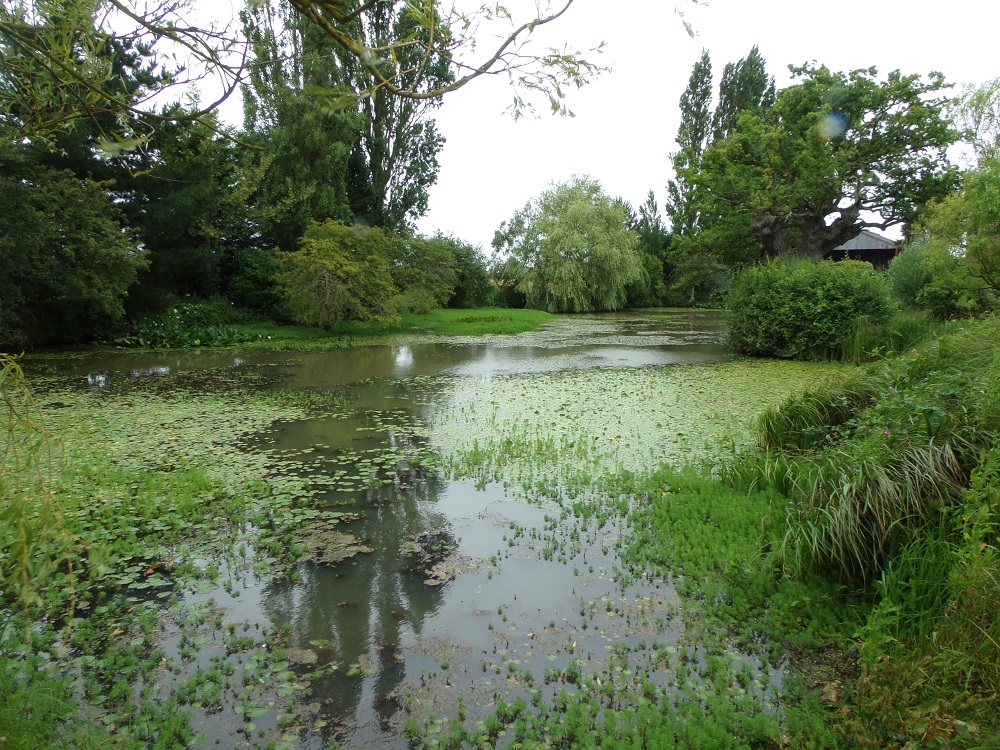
[411,0,999,251]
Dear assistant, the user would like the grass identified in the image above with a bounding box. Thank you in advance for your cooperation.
[232,307,554,347]
[400,307,553,336]
[719,316,1000,747]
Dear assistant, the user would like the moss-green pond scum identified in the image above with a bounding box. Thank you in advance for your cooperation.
[3,312,996,749]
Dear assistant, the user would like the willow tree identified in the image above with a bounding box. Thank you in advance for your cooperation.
[0,0,242,143]
[286,0,609,117]
[493,176,645,313]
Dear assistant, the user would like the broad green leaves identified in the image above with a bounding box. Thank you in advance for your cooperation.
[692,64,959,260]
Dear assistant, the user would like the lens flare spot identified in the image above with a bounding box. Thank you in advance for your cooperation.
[817,111,848,140]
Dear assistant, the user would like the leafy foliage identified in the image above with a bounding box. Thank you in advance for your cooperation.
[920,154,1000,296]
[113,302,262,349]
[710,45,776,143]
[286,0,609,118]
[887,236,995,320]
[666,48,776,298]
[725,318,1000,745]
[388,234,459,307]
[692,64,958,260]
[493,176,645,313]
[447,238,495,309]
[280,220,400,327]
[0,136,146,347]
[727,259,893,360]
[225,248,286,317]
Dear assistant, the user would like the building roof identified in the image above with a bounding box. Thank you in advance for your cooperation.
[833,229,898,253]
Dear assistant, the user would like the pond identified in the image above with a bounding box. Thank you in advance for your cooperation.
[37,310,838,748]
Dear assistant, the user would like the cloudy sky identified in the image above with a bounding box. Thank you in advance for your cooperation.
[413,0,998,250]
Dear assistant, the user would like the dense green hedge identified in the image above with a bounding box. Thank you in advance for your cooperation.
[727,258,892,359]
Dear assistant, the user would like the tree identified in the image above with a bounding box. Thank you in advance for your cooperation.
[710,45,775,143]
[241,2,361,251]
[493,176,645,313]
[321,1,453,231]
[114,110,257,313]
[665,49,713,239]
[387,234,459,307]
[693,64,959,261]
[0,0,241,143]
[949,77,1000,163]
[286,0,609,117]
[0,134,146,347]
[446,238,494,308]
[624,192,670,308]
[665,49,727,303]
[887,236,994,320]
[920,155,1000,296]
[280,220,399,327]
[665,48,777,302]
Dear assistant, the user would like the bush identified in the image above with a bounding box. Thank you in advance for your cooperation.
[113,302,262,349]
[727,259,893,360]
[279,221,400,328]
[393,288,439,315]
[886,240,932,309]
[888,236,997,320]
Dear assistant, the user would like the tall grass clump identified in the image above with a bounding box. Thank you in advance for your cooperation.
[722,318,1000,745]
[733,318,1000,584]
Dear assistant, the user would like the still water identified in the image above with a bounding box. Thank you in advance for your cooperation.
[62,310,754,748]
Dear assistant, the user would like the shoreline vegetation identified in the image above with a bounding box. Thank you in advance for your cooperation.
[2,309,998,749]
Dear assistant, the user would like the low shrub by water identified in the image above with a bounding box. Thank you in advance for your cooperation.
[727,258,892,360]
[114,300,263,348]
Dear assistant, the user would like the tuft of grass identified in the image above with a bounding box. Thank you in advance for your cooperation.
[754,370,882,453]
[731,317,1000,584]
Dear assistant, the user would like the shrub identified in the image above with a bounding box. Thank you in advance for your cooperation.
[886,239,932,309]
[393,288,439,315]
[727,258,893,360]
[113,301,261,348]
[279,221,400,328]
[889,236,996,320]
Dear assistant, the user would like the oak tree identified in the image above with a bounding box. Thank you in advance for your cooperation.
[692,64,959,260]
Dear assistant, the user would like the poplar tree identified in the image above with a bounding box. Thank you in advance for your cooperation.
[711,45,775,143]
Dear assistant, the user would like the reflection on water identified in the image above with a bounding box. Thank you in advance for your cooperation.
[41,310,729,389]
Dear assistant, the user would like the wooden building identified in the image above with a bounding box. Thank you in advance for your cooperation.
[825,229,899,270]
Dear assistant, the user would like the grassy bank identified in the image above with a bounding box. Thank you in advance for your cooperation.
[109,303,554,351]
[233,307,554,347]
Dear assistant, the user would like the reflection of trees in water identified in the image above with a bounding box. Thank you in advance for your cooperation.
[259,428,455,727]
